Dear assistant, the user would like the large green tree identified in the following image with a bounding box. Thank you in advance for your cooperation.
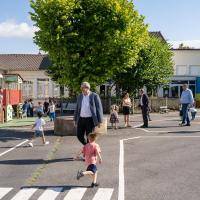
[114,35,174,95]
[30,0,148,92]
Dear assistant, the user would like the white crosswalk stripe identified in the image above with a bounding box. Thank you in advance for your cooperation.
[64,187,87,200]
[38,187,63,200]
[11,188,37,200]
[92,188,114,200]
[0,187,114,200]
[0,187,12,199]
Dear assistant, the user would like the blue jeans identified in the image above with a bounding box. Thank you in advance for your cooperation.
[181,104,190,125]
[49,112,56,121]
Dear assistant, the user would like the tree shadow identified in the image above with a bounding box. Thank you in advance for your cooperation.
[0,157,75,165]
[21,184,91,190]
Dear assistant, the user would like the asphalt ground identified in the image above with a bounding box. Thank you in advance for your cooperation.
[0,112,200,200]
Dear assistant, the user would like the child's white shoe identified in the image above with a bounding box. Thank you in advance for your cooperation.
[45,141,49,145]
[28,142,33,147]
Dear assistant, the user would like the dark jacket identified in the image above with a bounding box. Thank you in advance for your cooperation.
[140,94,149,108]
[74,92,103,126]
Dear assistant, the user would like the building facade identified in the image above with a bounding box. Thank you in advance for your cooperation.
[0,54,69,100]
[158,49,200,99]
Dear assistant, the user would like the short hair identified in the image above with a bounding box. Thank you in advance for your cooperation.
[37,111,43,118]
[81,82,90,89]
[88,132,97,141]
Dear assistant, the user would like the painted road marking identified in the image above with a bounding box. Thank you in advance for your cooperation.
[64,187,87,200]
[0,140,29,157]
[0,187,12,199]
[38,187,63,200]
[92,188,114,200]
[11,188,37,200]
[118,137,140,200]
[0,187,114,200]
[119,135,200,200]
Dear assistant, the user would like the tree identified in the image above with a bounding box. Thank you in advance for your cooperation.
[30,0,148,92]
[114,36,174,95]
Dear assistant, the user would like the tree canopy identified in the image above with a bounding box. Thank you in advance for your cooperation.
[114,35,174,95]
[30,0,148,92]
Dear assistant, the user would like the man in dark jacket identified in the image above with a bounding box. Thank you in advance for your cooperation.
[74,82,103,145]
[139,89,149,128]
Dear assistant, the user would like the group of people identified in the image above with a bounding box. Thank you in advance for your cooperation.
[110,89,151,129]
[22,98,56,121]
[28,82,197,188]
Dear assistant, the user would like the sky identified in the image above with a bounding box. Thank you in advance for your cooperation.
[0,0,200,53]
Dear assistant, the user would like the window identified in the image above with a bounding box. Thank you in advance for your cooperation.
[37,78,49,98]
[176,65,188,75]
[189,65,200,76]
[53,83,60,97]
[22,81,33,99]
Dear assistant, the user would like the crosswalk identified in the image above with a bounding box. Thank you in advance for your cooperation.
[0,187,114,200]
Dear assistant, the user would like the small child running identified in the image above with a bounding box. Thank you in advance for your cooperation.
[75,132,102,188]
[28,111,49,147]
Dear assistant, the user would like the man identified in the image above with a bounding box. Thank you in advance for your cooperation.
[139,89,149,128]
[180,84,194,126]
[74,82,103,145]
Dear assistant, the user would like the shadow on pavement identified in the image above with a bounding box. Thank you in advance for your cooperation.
[0,129,55,142]
[21,185,90,189]
[0,157,75,165]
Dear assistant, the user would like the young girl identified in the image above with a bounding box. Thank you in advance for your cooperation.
[110,105,119,129]
[75,133,102,188]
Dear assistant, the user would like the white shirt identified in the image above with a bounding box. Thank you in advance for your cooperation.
[35,118,46,131]
[49,104,55,113]
[140,95,143,106]
[80,93,92,117]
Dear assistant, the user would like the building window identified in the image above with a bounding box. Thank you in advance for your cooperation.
[53,83,60,97]
[37,78,49,98]
[22,81,33,99]
[189,65,200,76]
[176,65,188,75]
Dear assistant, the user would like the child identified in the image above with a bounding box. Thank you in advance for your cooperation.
[110,105,119,129]
[190,106,197,120]
[36,102,44,115]
[28,111,49,147]
[75,133,102,188]
[49,100,56,121]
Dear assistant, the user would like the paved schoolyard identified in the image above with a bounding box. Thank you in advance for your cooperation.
[0,112,200,200]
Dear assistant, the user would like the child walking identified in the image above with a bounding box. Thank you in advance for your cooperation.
[110,105,119,129]
[28,111,49,147]
[75,133,102,187]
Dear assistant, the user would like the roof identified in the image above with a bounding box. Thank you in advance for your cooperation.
[149,31,166,42]
[0,54,51,71]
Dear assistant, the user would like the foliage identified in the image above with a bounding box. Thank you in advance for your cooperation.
[114,35,174,95]
[30,0,148,92]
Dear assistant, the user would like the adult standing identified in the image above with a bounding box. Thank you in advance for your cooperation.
[180,84,194,126]
[74,82,103,145]
[43,98,49,116]
[139,89,149,128]
[122,92,132,127]
[28,99,34,117]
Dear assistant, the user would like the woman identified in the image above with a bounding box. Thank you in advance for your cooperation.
[122,92,132,127]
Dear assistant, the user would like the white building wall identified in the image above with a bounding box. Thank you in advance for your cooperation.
[173,49,200,76]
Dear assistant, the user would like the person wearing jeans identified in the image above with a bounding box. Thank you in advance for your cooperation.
[180,84,194,126]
